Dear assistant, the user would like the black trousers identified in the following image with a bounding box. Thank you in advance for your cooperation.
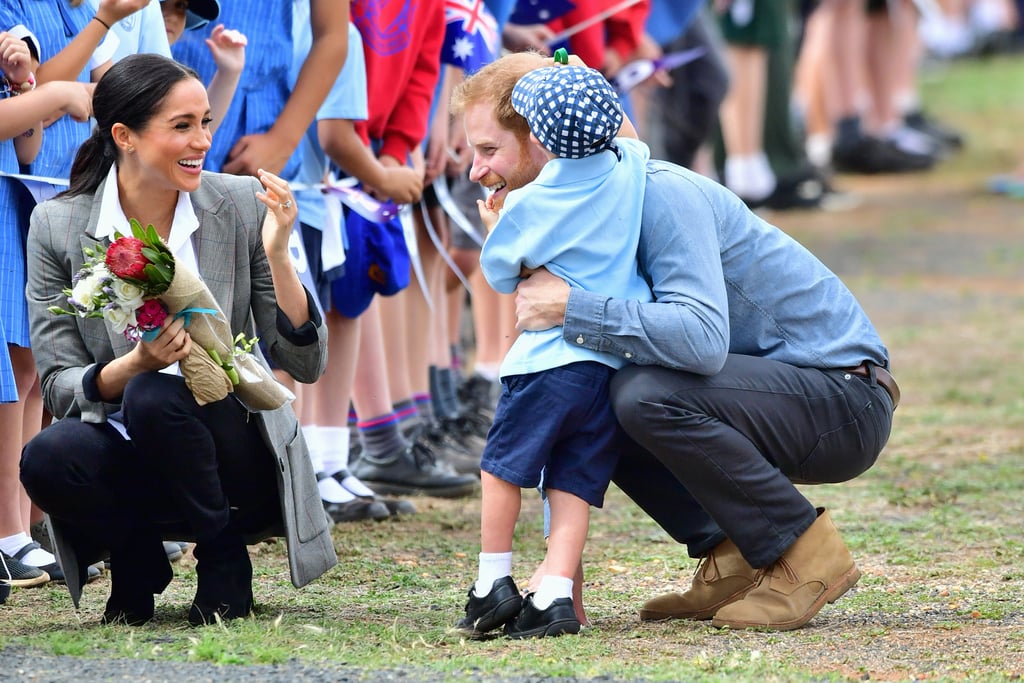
[21,373,281,552]
[611,353,893,568]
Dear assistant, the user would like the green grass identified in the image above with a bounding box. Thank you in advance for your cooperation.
[5,56,1024,682]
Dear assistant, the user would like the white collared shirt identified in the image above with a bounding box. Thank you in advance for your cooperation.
[97,165,202,433]
[98,163,201,275]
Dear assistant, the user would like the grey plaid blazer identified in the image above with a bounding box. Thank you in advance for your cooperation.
[25,171,336,607]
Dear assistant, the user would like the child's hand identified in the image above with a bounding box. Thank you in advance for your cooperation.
[378,166,424,205]
[0,31,33,85]
[476,197,499,232]
[205,24,247,76]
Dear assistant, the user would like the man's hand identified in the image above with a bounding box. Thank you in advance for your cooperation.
[514,267,570,331]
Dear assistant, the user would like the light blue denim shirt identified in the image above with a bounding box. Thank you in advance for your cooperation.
[482,138,652,378]
[562,160,890,373]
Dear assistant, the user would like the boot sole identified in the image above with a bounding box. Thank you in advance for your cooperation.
[359,480,478,499]
[505,618,581,639]
[2,571,51,588]
[711,564,862,631]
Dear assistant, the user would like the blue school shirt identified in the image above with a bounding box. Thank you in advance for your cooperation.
[3,0,107,180]
[292,16,368,232]
[171,0,299,178]
[87,0,171,62]
[481,137,652,379]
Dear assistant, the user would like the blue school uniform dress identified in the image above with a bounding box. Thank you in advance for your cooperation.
[0,145,19,402]
[171,0,301,179]
[13,1,109,185]
[0,1,116,393]
[478,138,652,507]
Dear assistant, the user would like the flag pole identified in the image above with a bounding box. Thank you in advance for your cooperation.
[544,0,644,46]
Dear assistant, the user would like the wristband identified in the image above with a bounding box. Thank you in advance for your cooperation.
[92,15,112,30]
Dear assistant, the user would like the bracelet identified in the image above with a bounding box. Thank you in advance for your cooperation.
[92,15,112,30]
[1,73,35,98]
[17,72,35,93]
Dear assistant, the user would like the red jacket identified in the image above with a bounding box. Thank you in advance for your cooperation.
[547,0,649,72]
[351,0,445,161]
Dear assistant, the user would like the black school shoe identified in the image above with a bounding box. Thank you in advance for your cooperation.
[504,593,581,639]
[455,576,523,637]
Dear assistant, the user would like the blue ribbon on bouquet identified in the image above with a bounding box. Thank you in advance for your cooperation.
[611,47,707,94]
[140,306,219,342]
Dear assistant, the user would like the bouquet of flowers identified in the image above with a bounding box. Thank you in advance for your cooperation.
[49,219,293,411]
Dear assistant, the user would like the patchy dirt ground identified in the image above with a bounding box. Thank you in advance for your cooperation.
[6,163,1024,683]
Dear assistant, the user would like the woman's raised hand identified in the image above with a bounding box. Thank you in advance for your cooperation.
[256,168,296,260]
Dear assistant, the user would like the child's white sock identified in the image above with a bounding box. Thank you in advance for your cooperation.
[0,532,55,566]
[532,575,573,610]
[474,551,512,596]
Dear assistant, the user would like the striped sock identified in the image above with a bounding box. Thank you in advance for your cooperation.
[357,412,407,463]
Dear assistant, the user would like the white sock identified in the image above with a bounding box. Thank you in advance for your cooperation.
[532,575,573,610]
[0,532,55,567]
[303,424,324,472]
[338,471,376,498]
[724,153,776,201]
[472,363,500,382]
[320,426,350,474]
[474,551,512,596]
[318,475,356,504]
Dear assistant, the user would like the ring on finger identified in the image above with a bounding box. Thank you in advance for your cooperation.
[281,199,293,209]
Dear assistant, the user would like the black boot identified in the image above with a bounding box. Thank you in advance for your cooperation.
[188,530,254,626]
[102,531,173,626]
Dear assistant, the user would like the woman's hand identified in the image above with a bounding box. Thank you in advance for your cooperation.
[256,168,296,260]
[132,315,192,371]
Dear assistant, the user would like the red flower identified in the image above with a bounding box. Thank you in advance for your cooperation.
[105,236,149,280]
[135,299,168,330]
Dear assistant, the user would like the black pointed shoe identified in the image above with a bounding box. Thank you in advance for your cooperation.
[455,576,523,637]
[504,593,581,639]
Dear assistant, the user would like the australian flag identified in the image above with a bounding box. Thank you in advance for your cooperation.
[508,0,575,25]
[442,0,500,74]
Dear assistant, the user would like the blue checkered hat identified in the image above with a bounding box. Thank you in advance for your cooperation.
[511,65,623,160]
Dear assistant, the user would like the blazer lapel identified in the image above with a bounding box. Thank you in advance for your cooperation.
[191,183,236,320]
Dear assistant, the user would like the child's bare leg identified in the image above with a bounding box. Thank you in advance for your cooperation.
[533,489,588,614]
[476,471,521,592]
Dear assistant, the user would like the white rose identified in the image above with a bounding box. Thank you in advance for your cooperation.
[70,272,107,312]
[110,279,144,309]
[104,303,137,334]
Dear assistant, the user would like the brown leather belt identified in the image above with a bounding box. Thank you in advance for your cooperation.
[847,362,900,409]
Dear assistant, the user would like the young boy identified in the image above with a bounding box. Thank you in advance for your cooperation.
[455,62,652,638]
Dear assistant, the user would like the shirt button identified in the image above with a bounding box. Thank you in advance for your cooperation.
[624,352,633,359]
[575,335,585,345]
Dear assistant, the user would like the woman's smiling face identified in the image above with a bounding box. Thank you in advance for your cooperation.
[124,77,212,195]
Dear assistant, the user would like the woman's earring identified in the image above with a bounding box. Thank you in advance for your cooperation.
[127,146,135,153]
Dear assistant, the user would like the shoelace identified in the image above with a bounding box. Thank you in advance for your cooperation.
[408,440,440,469]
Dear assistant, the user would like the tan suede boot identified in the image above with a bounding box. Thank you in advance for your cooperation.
[711,508,861,631]
[639,538,759,621]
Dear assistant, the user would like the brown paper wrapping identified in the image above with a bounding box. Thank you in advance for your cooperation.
[158,265,293,411]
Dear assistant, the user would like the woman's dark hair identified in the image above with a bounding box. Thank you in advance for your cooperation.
[63,54,201,198]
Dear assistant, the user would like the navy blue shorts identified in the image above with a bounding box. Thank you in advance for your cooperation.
[480,361,627,508]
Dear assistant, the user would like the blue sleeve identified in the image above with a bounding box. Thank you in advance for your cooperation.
[561,162,730,374]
